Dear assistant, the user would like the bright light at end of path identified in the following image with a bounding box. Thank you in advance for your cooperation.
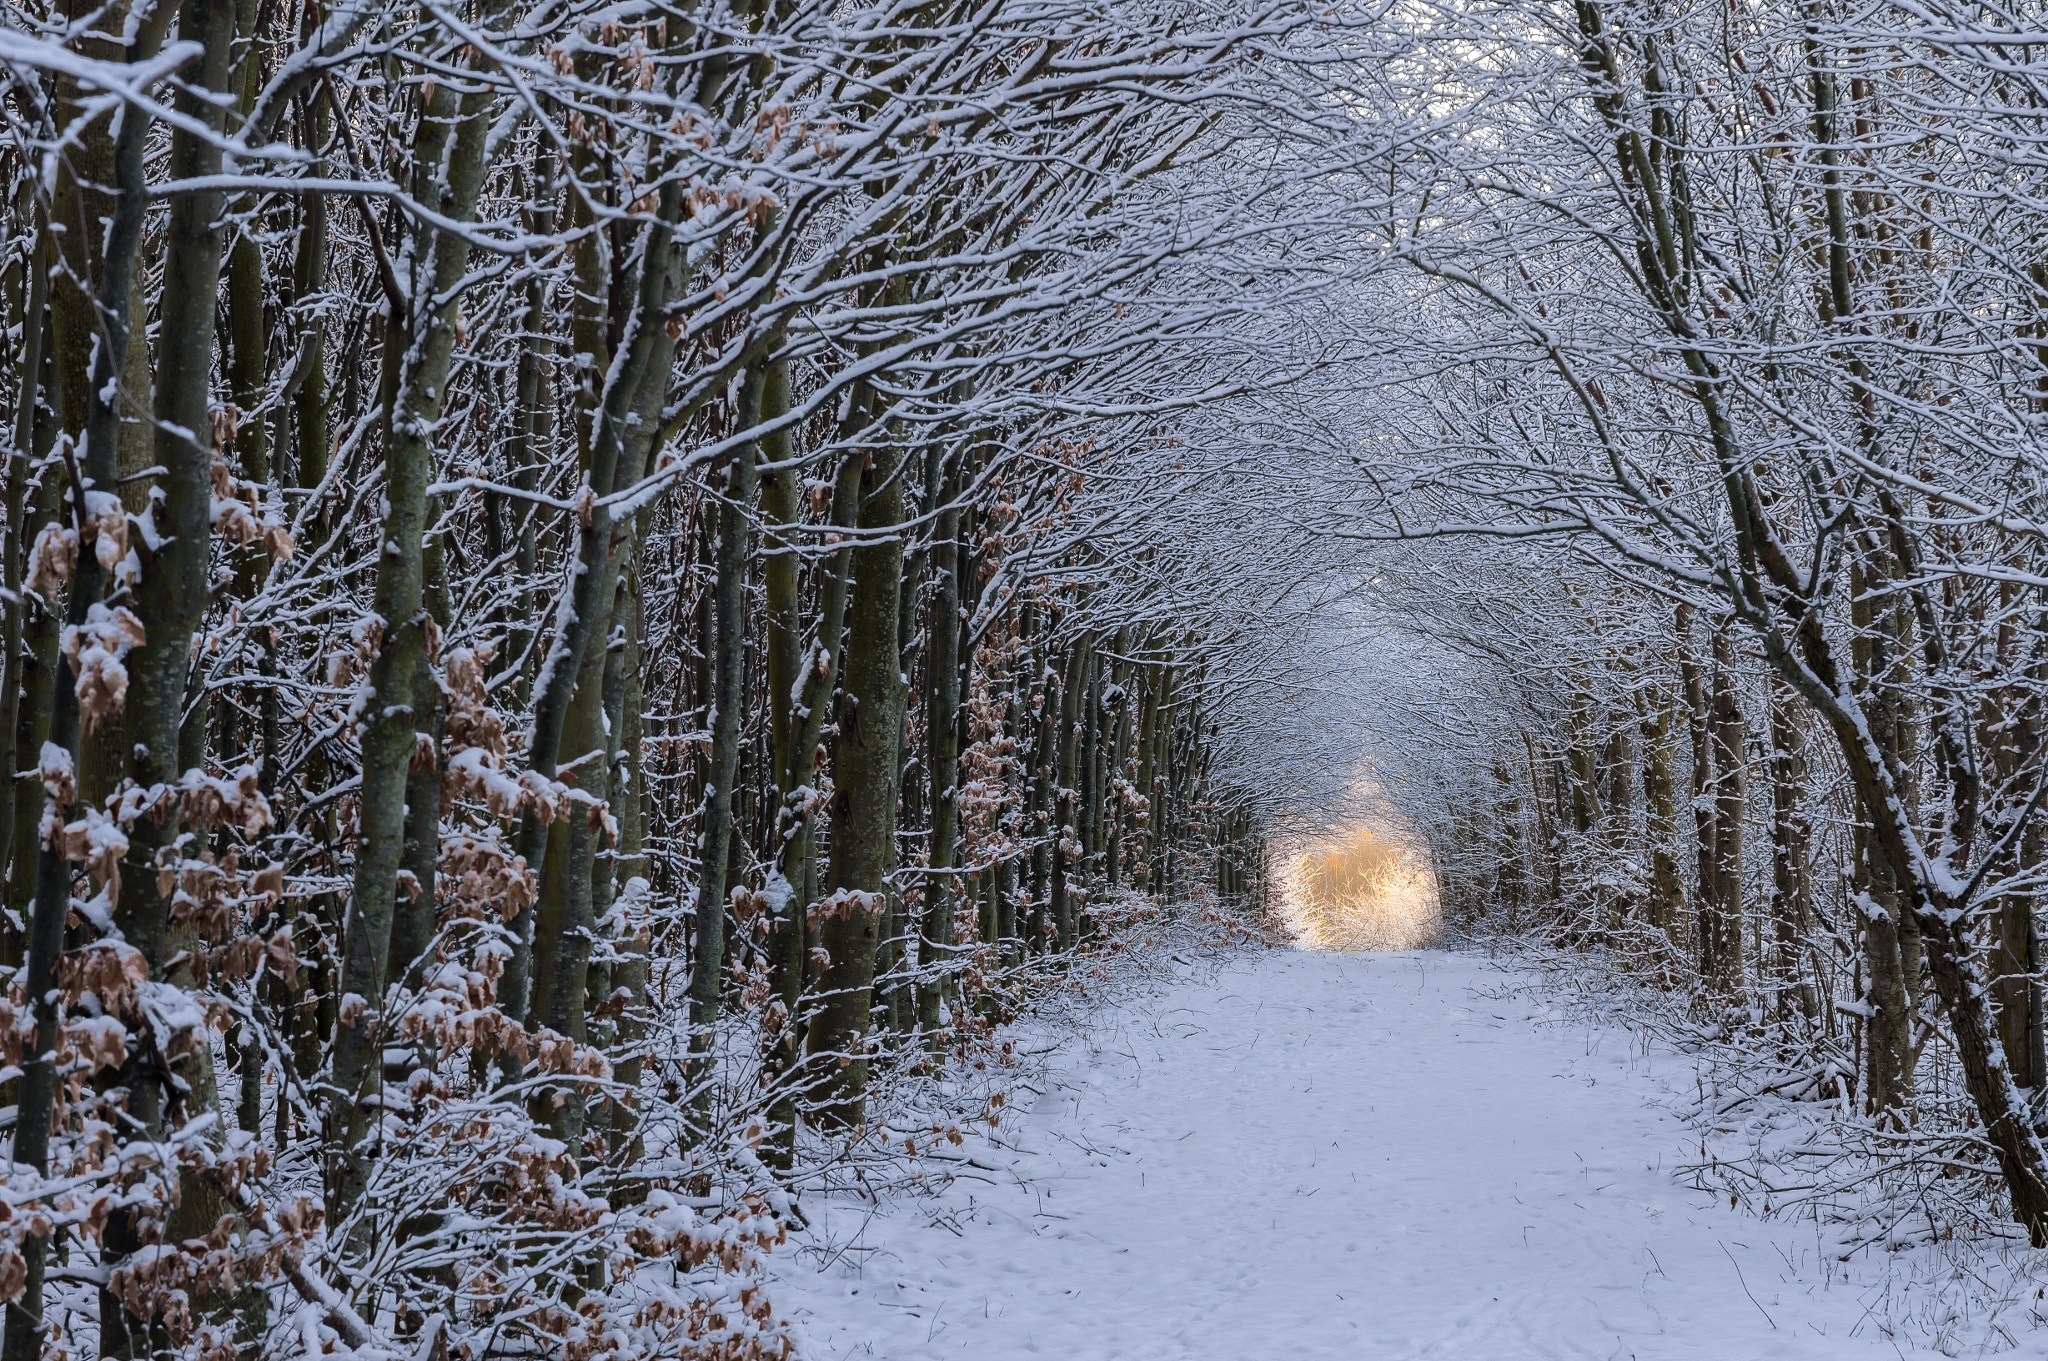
[1280,825,1441,951]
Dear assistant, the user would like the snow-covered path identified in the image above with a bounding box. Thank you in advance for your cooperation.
[781,950,1970,1359]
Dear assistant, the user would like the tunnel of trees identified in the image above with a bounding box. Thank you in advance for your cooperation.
[7,0,2048,1353]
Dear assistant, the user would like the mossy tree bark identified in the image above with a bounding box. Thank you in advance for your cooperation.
[327,47,503,1229]
[99,0,234,1346]
[811,434,909,1128]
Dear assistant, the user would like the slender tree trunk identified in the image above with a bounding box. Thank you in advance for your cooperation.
[1133,663,1162,894]
[0,213,46,951]
[762,380,858,1163]
[326,60,500,1228]
[1676,603,1717,984]
[1105,636,1133,894]
[686,378,763,1136]
[1591,700,1630,937]
[1052,636,1087,950]
[919,450,962,1034]
[390,534,450,990]
[3,78,155,1358]
[1638,675,1684,962]
[810,432,908,1127]
[607,570,653,1165]
[499,180,684,1039]
[95,0,235,1348]
[1079,646,1104,935]
[1851,556,1914,1121]
[1767,678,1817,1018]
[291,88,331,544]
[503,148,554,698]
[1704,619,1746,995]
[1985,586,2043,1096]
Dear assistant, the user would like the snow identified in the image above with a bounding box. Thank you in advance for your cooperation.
[778,950,2001,1359]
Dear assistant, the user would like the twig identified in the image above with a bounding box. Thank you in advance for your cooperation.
[1721,1241,1776,1330]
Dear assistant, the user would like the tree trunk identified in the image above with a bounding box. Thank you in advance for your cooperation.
[1676,603,1717,985]
[499,180,684,1039]
[1704,619,1746,995]
[685,378,763,1137]
[762,377,858,1162]
[1850,556,1915,1121]
[919,449,963,1034]
[327,57,498,1228]
[1052,636,1087,950]
[1766,678,1816,1018]
[1638,675,1685,962]
[810,434,908,1128]
[0,213,46,954]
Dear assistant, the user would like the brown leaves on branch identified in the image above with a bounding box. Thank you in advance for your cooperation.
[177,766,273,837]
[23,524,75,596]
[441,645,581,826]
[169,927,299,992]
[55,942,148,1019]
[208,445,294,563]
[444,750,570,823]
[62,603,146,734]
[443,644,507,760]
[806,888,883,927]
[105,1190,323,1359]
[439,831,535,922]
[52,810,127,903]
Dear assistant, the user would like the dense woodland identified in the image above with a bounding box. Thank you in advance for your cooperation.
[0,0,1319,1354]
[11,0,2048,1353]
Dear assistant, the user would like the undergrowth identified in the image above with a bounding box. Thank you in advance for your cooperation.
[1461,930,2048,1357]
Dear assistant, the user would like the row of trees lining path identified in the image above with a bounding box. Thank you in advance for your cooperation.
[1275,0,2048,1272]
[16,0,2048,1354]
[0,0,1341,1354]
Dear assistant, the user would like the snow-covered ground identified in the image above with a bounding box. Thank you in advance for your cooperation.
[776,949,2033,1359]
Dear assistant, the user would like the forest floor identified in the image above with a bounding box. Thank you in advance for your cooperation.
[774,948,2047,1359]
